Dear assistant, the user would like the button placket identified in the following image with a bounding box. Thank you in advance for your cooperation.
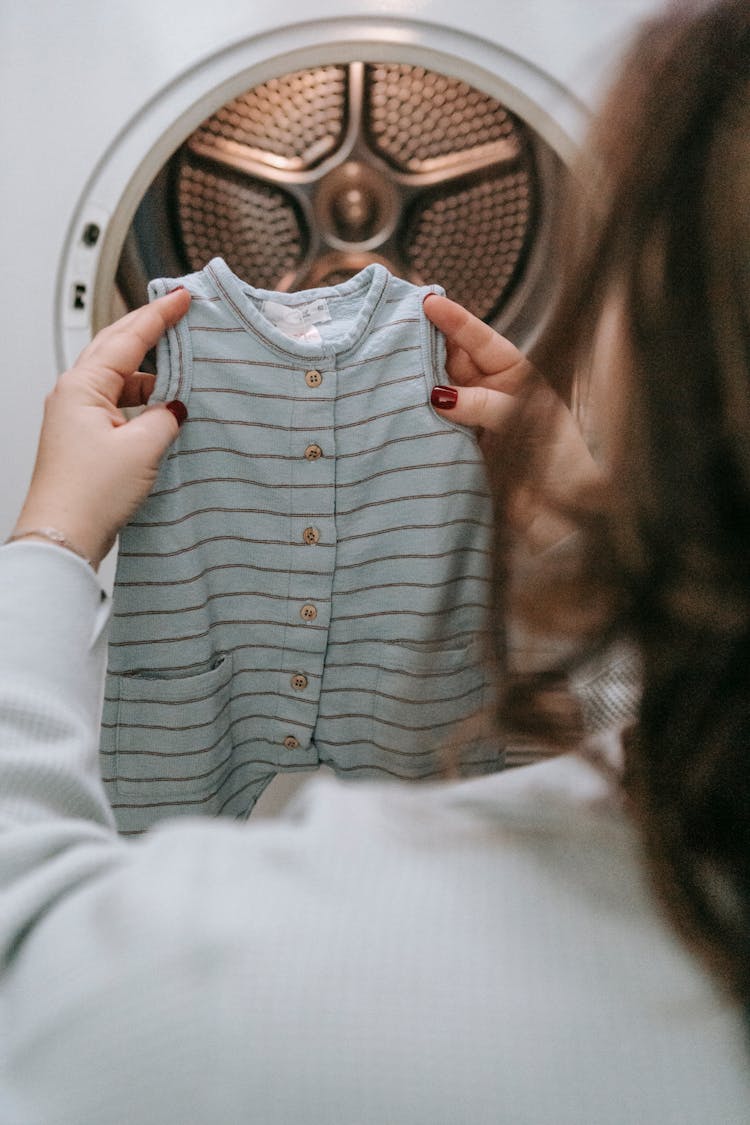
[278,360,337,764]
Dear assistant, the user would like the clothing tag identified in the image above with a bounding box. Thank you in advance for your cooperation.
[263,298,332,330]
[293,325,324,344]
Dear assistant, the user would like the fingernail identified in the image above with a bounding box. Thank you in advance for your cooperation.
[431,385,458,409]
[169,286,187,295]
[165,399,188,426]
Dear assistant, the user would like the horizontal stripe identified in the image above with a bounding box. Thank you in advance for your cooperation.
[106,720,232,758]
[106,630,487,673]
[366,317,420,334]
[340,685,483,707]
[109,746,235,786]
[336,517,491,544]
[118,534,335,558]
[109,718,308,759]
[112,575,489,619]
[113,589,330,617]
[333,546,491,570]
[333,575,491,596]
[184,415,335,434]
[319,659,481,678]
[129,505,335,529]
[109,619,329,648]
[114,547,489,589]
[104,665,325,704]
[109,618,484,649]
[182,400,424,434]
[119,519,487,558]
[332,603,488,622]
[105,677,481,717]
[187,371,421,403]
[192,355,298,370]
[150,476,327,498]
[168,447,297,463]
[128,490,487,530]
[312,736,464,760]
[115,561,328,587]
[103,693,231,731]
[326,629,489,648]
[109,758,288,809]
[337,458,484,489]
[192,388,337,404]
[336,345,420,371]
[189,325,245,332]
[150,458,482,500]
[105,689,319,733]
[168,429,457,464]
[319,757,501,779]
[106,650,479,681]
[317,699,483,731]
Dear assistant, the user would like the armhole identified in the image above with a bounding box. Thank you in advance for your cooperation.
[146,278,194,406]
[420,284,476,437]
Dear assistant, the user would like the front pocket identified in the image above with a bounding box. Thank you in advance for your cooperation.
[372,641,496,769]
[112,653,234,799]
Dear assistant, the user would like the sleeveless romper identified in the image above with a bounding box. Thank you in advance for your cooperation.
[100,259,501,833]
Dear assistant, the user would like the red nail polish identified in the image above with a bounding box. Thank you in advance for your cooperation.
[431,385,458,409]
[165,399,188,426]
[168,286,187,296]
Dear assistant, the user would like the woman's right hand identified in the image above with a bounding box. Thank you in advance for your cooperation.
[423,294,600,547]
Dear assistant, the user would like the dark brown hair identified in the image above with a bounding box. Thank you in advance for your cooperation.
[492,0,750,1002]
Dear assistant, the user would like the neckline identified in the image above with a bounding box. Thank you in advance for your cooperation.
[204,257,391,362]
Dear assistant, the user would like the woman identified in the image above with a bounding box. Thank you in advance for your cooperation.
[2,1,749,1121]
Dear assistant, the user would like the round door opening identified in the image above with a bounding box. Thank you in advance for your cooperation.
[116,60,565,339]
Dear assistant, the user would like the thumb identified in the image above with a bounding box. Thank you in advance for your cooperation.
[119,399,186,465]
[431,383,516,433]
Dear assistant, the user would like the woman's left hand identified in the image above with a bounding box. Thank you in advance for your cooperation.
[424,293,600,547]
[11,288,192,569]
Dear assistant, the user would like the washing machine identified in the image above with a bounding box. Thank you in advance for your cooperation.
[1,0,662,545]
[1,2,657,811]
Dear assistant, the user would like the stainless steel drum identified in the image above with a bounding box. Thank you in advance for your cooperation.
[117,61,565,339]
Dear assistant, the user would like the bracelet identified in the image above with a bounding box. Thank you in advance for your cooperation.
[5,527,94,569]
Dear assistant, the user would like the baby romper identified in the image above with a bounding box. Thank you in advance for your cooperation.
[100,259,501,834]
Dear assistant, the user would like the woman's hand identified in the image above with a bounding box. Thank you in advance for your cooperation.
[11,288,191,570]
[424,294,600,548]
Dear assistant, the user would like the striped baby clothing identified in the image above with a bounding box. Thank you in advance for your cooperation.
[100,259,501,833]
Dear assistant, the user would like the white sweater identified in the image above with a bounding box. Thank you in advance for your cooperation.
[1,541,748,1124]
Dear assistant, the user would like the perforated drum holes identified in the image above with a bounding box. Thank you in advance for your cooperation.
[118,60,561,331]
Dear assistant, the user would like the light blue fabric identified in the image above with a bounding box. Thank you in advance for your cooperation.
[100,260,500,833]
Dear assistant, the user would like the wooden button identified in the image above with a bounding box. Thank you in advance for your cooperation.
[304,443,323,461]
[305,369,323,388]
[283,735,300,751]
[291,674,308,691]
[300,603,318,621]
[302,526,320,545]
